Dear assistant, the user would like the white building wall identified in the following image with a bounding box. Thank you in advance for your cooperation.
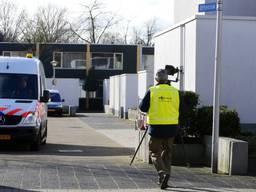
[120,75,126,116]
[124,74,138,117]
[184,20,197,92]
[46,78,80,106]
[109,74,138,118]
[138,71,154,103]
[103,79,110,105]
[196,16,256,124]
[113,75,121,116]
[154,28,181,89]
[155,15,256,125]
[119,74,138,118]
[109,77,115,113]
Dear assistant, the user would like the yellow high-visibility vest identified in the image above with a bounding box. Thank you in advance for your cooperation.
[147,84,179,125]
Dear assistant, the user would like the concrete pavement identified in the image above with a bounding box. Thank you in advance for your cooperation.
[0,113,255,192]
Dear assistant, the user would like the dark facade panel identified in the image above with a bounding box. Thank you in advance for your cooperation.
[142,47,154,55]
[55,69,86,79]
[94,70,124,80]
[0,43,35,55]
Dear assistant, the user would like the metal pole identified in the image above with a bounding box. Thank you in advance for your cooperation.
[211,0,223,174]
[53,67,55,79]
[52,67,55,89]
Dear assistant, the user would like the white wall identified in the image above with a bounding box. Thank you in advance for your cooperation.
[103,79,110,105]
[109,76,115,112]
[122,74,138,115]
[46,78,80,106]
[113,75,121,116]
[138,71,154,104]
[154,19,197,91]
[184,20,197,92]
[154,27,181,89]
[216,0,256,17]
[155,15,256,124]
[196,16,256,124]
[109,74,138,118]
[120,75,126,115]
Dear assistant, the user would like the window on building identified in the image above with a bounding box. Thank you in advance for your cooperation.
[63,52,86,69]
[53,52,86,69]
[91,52,123,70]
[114,53,123,70]
[2,51,27,57]
[141,54,154,72]
[11,51,27,57]
[53,52,63,68]
[3,51,11,56]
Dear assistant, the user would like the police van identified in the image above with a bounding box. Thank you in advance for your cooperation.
[0,55,49,151]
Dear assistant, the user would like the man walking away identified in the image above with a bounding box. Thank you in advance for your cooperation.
[139,69,180,189]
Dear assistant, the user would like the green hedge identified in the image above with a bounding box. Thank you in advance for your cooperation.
[179,91,199,137]
[179,91,241,138]
[196,106,240,137]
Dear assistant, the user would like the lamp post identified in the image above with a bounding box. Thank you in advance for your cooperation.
[51,60,57,88]
[212,0,223,174]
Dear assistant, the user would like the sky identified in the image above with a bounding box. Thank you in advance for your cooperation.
[8,0,173,30]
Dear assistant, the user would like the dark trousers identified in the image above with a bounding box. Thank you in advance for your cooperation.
[149,136,174,176]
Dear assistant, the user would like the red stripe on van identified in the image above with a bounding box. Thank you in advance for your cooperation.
[0,107,7,111]
[6,108,22,116]
[21,111,33,118]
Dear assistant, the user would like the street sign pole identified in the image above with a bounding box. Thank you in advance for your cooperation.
[212,0,223,174]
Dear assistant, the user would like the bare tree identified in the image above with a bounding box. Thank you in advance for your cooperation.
[131,18,159,46]
[21,5,75,43]
[73,0,117,44]
[131,27,143,45]
[100,32,124,44]
[144,18,158,46]
[0,0,26,42]
[99,19,131,44]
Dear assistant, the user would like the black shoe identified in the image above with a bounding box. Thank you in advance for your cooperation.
[160,174,170,189]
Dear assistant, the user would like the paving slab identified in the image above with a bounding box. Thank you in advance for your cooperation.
[0,113,254,192]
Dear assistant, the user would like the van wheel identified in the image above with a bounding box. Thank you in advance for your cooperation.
[30,131,41,151]
[58,111,62,117]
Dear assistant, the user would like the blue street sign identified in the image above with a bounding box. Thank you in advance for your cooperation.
[199,3,217,12]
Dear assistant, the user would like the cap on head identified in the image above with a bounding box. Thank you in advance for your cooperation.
[155,69,168,83]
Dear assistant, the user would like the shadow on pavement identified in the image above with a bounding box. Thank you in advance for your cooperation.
[48,114,88,118]
[167,187,239,192]
[0,143,134,156]
[0,186,36,192]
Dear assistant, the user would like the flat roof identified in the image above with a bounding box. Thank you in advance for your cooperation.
[154,15,256,38]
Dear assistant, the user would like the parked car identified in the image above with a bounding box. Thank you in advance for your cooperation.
[0,56,49,151]
[47,90,64,116]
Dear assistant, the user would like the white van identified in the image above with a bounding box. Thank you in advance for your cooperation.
[0,56,49,151]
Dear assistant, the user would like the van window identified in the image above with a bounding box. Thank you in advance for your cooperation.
[0,73,38,99]
[50,92,61,102]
